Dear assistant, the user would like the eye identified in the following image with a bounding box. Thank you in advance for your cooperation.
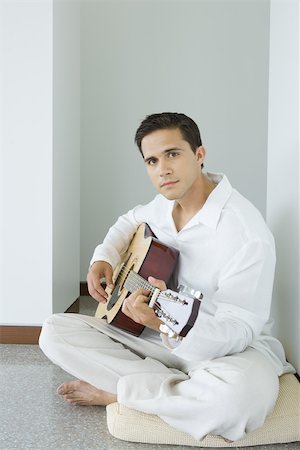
[168,151,179,158]
[146,158,157,166]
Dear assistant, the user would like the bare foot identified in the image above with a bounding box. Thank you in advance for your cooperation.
[57,380,117,406]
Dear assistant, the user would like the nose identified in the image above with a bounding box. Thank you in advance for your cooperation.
[158,159,172,177]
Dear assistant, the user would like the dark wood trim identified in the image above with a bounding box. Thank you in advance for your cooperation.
[0,297,81,344]
[0,326,42,344]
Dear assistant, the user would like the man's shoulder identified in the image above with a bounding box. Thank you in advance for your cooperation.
[136,193,169,210]
[222,189,274,245]
[132,194,170,219]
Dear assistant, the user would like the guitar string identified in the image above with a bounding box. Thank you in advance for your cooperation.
[126,272,186,303]
[113,268,162,312]
[125,271,154,292]
[125,272,180,321]
[124,274,169,313]
[114,267,163,311]
[116,268,185,324]
[126,272,185,304]
[116,266,157,297]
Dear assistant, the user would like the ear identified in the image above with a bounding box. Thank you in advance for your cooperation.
[195,146,206,165]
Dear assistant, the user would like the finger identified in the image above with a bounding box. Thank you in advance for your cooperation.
[135,288,151,297]
[89,288,107,304]
[147,276,166,291]
[87,277,108,303]
[103,266,114,290]
[122,292,149,314]
[121,298,133,316]
[135,291,151,307]
[126,288,150,300]
[135,293,151,304]
[122,297,144,321]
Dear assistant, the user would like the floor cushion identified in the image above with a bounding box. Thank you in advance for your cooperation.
[106,373,299,447]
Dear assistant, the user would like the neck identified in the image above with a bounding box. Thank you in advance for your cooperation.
[178,173,216,213]
[172,173,216,231]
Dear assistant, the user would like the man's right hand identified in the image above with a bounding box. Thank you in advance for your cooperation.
[87,261,114,303]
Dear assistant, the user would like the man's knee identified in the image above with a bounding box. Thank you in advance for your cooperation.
[211,369,278,435]
[39,313,70,355]
[39,314,58,353]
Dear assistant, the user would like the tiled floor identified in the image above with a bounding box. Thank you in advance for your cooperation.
[0,297,299,450]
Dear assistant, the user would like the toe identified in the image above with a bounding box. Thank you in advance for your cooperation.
[57,380,79,395]
[57,384,67,395]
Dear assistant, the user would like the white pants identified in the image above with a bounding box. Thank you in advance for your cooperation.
[39,313,279,442]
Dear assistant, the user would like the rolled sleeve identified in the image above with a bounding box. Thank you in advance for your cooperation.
[89,207,142,269]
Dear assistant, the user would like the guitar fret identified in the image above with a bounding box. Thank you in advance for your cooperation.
[124,270,155,294]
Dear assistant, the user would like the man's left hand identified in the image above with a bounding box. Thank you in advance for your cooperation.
[121,276,166,332]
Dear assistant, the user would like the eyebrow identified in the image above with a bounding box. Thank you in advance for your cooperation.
[143,147,182,164]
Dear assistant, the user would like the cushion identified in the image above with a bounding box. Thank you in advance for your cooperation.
[106,373,300,447]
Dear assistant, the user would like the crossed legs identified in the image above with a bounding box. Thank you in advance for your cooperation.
[39,313,279,441]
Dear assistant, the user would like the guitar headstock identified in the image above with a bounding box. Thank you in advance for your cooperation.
[150,288,202,338]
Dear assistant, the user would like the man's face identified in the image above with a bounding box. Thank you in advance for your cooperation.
[141,128,205,201]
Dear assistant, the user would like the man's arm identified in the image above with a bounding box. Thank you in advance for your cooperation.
[87,209,141,302]
[166,240,276,360]
[90,209,141,270]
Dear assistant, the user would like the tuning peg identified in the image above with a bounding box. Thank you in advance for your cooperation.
[178,284,203,300]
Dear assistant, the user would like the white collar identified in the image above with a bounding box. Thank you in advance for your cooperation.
[193,172,232,230]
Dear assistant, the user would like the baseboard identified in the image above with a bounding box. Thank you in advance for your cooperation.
[0,298,80,345]
[0,326,43,344]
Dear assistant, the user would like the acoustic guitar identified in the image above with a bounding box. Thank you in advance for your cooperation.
[95,223,201,337]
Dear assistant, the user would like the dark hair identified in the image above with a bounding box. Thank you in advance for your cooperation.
[135,112,202,155]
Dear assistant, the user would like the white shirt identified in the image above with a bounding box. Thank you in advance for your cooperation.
[91,173,294,376]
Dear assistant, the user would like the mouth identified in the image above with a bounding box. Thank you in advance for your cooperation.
[160,180,179,188]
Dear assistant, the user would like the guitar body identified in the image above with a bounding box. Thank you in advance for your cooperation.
[95,223,179,336]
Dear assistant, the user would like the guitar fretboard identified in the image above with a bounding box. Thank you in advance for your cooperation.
[122,268,200,336]
[124,270,157,295]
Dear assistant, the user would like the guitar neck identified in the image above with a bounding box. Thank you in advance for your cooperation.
[124,268,201,338]
[124,271,156,296]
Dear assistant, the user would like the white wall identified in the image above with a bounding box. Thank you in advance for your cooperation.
[80,0,271,279]
[0,1,53,324]
[267,0,300,373]
[0,0,80,325]
[53,0,80,313]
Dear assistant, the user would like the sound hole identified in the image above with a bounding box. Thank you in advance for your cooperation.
[106,284,121,311]
[106,260,137,311]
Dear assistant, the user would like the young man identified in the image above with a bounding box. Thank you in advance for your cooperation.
[39,113,294,442]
